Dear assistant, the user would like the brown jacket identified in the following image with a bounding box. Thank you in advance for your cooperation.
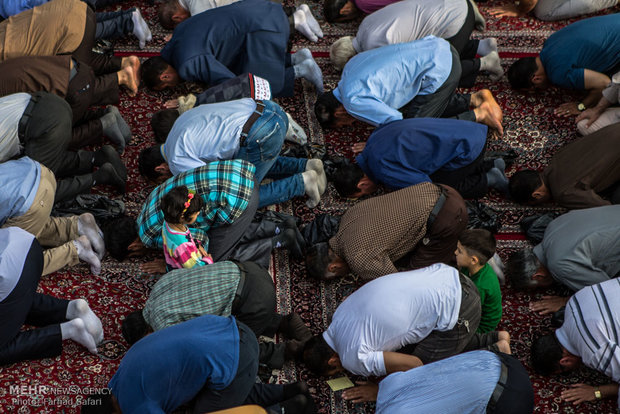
[329,182,440,280]
[0,56,70,98]
[543,123,620,209]
[0,0,86,61]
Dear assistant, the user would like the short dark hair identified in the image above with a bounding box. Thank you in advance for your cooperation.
[509,170,542,204]
[81,393,115,414]
[323,0,349,22]
[121,310,149,345]
[138,146,166,181]
[141,56,169,90]
[305,242,336,280]
[103,216,138,261]
[531,333,563,375]
[303,335,336,375]
[158,0,179,30]
[151,109,180,143]
[161,185,204,223]
[507,57,538,90]
[458,229,496,265]
[506,248,540,290]
[314,91,340,129]
[331,162,364,198]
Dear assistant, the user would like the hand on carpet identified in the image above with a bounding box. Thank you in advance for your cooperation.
[352,142,366,154]
[554,102,580,117]
[342,381,379,403]
[127,239,149,258]
[561,384,598,405]
[164,99,179,109]
[141,259,166,274]
[575,107,604,127]
[488,4,525,18]
[529,295,569,315]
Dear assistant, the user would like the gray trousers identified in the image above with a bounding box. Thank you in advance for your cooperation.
[534,0,617,20]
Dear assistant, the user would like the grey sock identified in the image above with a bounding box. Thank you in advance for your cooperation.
[106,106,132,144]
[486,167,509,193]
[293,58,324,93]
[99,112,125,153]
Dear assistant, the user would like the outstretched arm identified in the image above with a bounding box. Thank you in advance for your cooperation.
[561,383,619,405]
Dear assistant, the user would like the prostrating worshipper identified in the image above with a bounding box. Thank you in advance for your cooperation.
[530,278,620,407]
[0,158,106,275]
[305,183,467,281]
[322,0,398,22]
[341,350,534,414]
[0,93,127,201]
[302,264,510,384]
[329,0,502,87]
[576,71,620,136]
[507,205,620,315]
[330,118,508,200]
[121,261,313,368]
[82,315,317,413]
[509,124,620,209]
[315,36,503,133]
[141,0,323,96]
[139,99,326,208]
[489,0,618,21]
[0,227,104,366]
[507,13,620,116]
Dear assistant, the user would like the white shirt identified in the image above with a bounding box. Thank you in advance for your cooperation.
[323,263,462,377]
[163,99,256,176]
[0,227,36,301]
[178,0,239,15]
[0,93,31,162]
[352,0,467,53]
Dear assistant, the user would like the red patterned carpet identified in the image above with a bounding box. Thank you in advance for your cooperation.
[1,1,619,413]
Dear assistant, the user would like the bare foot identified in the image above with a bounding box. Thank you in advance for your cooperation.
[117,65,139,97]
[469,89,493,108]
[495,338,512,354]
[121,56,141,82]
[474,101,504,135]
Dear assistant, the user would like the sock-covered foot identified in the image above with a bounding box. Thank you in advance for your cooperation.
[291,48,313,66]
[106,106,132,145]
[74,236,101,275]
[272,228,304,259]
[66,299,104,344]
[60,318,98,354]
[93,163,126,194]
[78,213,105,260]
[297,4,323,38]
[99,112,125,153]
[305,159,326,195]
[278,313,312,342]
[93,145,127,180]
[285,112,308,145]
[294,58,324,93]
[469,0,486,31]
[480,51,504,81]
[293,10,318,42]
[493,158,506,174]
[302,170,321,208]
[136,8,152,42]
[486,167,509,193]
[477,38,497,56]
[131,9,149,49]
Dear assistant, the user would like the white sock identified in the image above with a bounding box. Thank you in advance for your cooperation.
[137,8,152,42]
[78,213,105,260]
[480,51,504,81]
[293,10,318,42]
[477,38,498,57]
[66,299,104,344]
[302,170,320,208]
[291,48,313,66]
[132,9,147,49]
[305,159,326,195]
[297,4,323,38]
[293,58,324,93]
[285,113,308,145]
[74,236,101,275]
[469,0,486,31]
[60,319,98,354]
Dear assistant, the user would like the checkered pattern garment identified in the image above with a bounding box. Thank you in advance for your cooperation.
[138,160,255,249]
[329,182,441,280]
[142,261,241,331]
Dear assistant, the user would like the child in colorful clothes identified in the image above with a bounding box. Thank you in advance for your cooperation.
[161,186,214,269]
[454,229,502,333]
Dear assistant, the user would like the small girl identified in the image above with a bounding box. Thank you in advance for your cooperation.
[161,186,213,269]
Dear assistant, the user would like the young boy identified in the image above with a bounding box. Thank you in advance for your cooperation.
[455,229,502,333]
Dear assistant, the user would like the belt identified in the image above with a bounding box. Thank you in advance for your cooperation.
[18,94,41,144]
[231,261,247,310]
[486,360,509,413]
[426,185,447,230]
[239,100,265,146]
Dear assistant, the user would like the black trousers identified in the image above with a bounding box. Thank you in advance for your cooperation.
[20,92,95,202]
[488,353,535,414]
[446,0,482,88]
[73,7,122,76]
[0,240,69,366]
[430,140,490,199]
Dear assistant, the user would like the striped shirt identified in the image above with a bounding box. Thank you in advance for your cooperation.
[556,279,620,389]
[329,182,440,280]
[143,261,241,331]
[137,160,255,249]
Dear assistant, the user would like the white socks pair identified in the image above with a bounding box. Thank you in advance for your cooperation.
[293,4,323,42]
[132,8,152,49]
[61,299,104,355]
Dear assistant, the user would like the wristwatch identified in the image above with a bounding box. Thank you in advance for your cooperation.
[594,388,602,399]
[577,103,586,112]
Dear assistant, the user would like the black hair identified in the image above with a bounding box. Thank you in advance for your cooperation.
[151,109,180,143]
[305,242,334,281]
[81,393,115,414]
[506,248,540,290]
[314,91,340,129]
[509,170,542,204]
[330,162,365,198]
[141,56,169,90]
[138,146,166,182]
[323,0,351,22]
[458,229,496,265]
[161,185,204,223]
[507,57,538,90]
[158,0,179,30]
[303,335,336,375]
[103,216,138,261]
[531,333,563,375]
[121,310,149,345]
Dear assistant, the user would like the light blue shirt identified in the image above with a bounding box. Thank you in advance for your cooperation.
[0,0,49,18]
[376,350,501,414]
[0,93,31,162]
[0,227,36,301]
[163,99,256,176]
[333,36,452,126]
[0,157,41,226]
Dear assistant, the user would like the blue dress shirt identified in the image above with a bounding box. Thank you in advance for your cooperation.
[0,0,48,18]
[0,227,35,302]
[0,157,41,227]
[333,36,452,126]
[357,118,487,189]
